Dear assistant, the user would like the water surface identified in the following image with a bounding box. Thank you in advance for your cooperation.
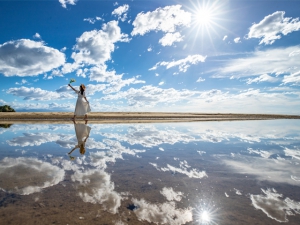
[0,120,299,224]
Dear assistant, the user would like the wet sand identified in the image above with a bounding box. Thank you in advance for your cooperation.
[0,112,299,124]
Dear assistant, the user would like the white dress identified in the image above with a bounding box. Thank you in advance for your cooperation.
[74,90,91,116]
[74,123,91,148]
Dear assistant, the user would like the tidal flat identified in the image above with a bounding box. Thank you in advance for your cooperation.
[0,120,299,224]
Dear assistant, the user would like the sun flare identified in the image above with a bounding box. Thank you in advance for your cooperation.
[195,8,213,26]
[201,210,211,222]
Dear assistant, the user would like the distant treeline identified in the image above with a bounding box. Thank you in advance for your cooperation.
[0,105,15,112]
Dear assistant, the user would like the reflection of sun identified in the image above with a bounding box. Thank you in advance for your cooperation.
[201,210,211,222]
[194,204,219,225]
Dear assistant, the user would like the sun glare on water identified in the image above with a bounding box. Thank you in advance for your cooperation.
[201,210,211,222]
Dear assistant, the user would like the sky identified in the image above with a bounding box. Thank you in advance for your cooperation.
[0,0,300,114]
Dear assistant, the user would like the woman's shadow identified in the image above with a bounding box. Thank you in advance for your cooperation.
[68,120,91,160]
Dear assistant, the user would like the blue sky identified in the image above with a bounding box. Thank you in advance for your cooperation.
[0,0,300,114]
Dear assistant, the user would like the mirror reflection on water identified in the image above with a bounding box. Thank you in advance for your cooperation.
[0,120,299,224]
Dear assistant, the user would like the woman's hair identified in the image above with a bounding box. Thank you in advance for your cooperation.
[80,84,85,95]
[79,144,86,155]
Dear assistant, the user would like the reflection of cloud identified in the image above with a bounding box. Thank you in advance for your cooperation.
[0,157,64,195]
[88,139,145,169]
[187,120,300,144]
[71,169,122,214]
[247,148,272,159]
[131,198,192,225]
[234,188,242,195]
[160,187,184,201]
[250,188,300,222]
[150,161,207,179]
[222,155,300,186]
[7,132,65,147]
[102,125,196,147]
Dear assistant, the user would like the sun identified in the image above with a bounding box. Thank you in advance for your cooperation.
[195,8,214,26]
[184,0,228,51]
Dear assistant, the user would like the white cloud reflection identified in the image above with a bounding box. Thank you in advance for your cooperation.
[150,161,207,179]
[160,187,184,202]
[71,169,122,214]
[7,132,72,147]
[250,188,300,222]
[131,198,192,225]
[0,157,65,195]
[222,155,300,186]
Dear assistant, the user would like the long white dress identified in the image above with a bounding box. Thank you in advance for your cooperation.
[74,90,91,116]
[74,123,91,148]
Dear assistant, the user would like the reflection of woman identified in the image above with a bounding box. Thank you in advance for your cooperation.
[68,83,91,121]
[68,121,91,156]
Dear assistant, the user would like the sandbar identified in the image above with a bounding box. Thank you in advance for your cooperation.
[0,112,299,124]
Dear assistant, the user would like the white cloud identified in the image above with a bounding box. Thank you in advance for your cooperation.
[150,55,206,73]
[131,198,192,224]
[102,85,200,108]
[8,101,74,111]
[7,86,74,101]
[223,35,227,41]
[234,37,241,43]
[88,65,145,93]
[0,39,65,77]
[112,4,129,22]
[83,17,103,24]
[71,20,130,66]
[214,46,300,81]
[158,81,164,86]
[196,77,205,82]
[89,65,123,82]
[247,11,300,45]
[59,0,76,8]
[250,189,300,222]
[33,33,41,39]
[15,79,28,85]
[0,157,65,195]
[283,71,300,85]
[131,5,191,36]
[103,77,145,94]
[284,147,300,160]
[159,32,184,46]
[246,74,278,84]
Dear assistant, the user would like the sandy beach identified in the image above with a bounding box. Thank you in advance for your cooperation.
[0,112,299,124]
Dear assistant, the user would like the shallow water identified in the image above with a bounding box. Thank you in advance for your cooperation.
[0,120,299,225]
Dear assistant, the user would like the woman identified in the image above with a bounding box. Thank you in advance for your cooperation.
[68,83,91,121]
[68,120,91,157]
